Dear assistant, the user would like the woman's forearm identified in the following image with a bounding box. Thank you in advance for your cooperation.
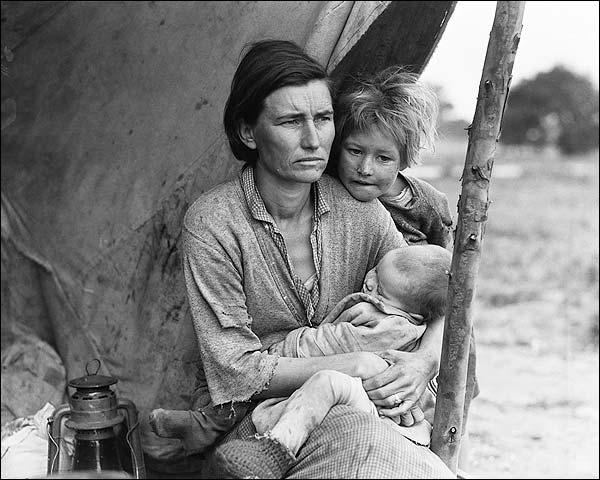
[253,352,387,399]
[415,314,444,379]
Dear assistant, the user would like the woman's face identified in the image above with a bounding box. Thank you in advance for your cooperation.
[337,128,402,201]
[242,80,335,185]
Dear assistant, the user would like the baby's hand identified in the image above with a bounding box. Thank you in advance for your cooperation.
[331,300,386,327]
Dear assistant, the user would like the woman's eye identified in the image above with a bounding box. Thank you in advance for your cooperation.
[316,115,332,123]
[282,119,301,126]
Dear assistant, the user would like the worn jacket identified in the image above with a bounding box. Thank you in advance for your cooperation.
[182,167,405,408]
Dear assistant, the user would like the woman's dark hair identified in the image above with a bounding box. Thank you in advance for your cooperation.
[223,39,331,165]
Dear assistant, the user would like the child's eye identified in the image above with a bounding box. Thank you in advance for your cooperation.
[347,148,362,156]
[378,156,393,163]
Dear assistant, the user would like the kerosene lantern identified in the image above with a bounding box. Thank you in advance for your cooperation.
[47,359,146,478]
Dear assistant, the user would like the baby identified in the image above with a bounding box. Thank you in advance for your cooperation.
[213,244,452,478]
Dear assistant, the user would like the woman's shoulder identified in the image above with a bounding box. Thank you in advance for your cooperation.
[184,177,243,233]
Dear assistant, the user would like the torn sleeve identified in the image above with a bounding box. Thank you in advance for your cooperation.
[182,227,279,406]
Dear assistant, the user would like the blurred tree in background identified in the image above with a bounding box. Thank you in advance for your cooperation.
[501,66,599,155]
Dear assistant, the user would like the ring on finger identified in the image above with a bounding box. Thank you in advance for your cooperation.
[391,393,402,406]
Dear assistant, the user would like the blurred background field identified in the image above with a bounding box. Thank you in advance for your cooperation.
[409,135,599,478]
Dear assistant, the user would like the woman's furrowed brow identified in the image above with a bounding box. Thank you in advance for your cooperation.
[317,107,334,116]
[274,112,303,121]
[274,108,332,122]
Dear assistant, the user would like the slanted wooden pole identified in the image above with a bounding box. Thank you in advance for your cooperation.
[430,1,526,473]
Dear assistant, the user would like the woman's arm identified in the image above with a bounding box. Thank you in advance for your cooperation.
[253,351,390,399]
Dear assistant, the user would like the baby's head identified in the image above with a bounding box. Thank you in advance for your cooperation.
[328,66,439,201]
[362,245,452,321]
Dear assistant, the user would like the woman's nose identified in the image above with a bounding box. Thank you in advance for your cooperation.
[301,121,319,149]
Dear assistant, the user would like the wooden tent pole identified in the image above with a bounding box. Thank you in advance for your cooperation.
[430,1,526,473]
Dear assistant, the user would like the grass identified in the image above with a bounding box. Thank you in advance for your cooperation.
[413,142,599,352]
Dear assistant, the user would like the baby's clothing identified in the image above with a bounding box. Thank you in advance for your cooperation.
[266,293,436,446]
[268,293,425,358]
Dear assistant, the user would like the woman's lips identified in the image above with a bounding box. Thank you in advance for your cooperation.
[297,157,324,163]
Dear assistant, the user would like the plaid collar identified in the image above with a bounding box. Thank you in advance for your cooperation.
[240,164,329,324]
[240,164,330,222]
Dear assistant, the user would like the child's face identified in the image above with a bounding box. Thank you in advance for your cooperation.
[361,251,406,310]
[337,128,403,201]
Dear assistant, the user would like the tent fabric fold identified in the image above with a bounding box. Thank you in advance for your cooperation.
[1,0,454,428]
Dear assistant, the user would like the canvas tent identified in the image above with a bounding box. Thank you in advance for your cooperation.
[1,0,457,470]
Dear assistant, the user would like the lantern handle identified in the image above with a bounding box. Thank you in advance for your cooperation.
[85,358,101,376]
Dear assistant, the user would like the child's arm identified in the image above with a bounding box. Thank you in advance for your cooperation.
[381,175,453,248]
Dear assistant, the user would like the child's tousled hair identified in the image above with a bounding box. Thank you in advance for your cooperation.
[330,66,439,173]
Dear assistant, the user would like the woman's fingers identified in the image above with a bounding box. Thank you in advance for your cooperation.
[362,366,416,399]
[370,392,416,415]
[378,405,425,427]
[409,405,425,423]
[400,411,415,426]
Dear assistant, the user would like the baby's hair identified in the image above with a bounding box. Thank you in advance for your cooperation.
[389,245,451,320]
[333,66,439,170]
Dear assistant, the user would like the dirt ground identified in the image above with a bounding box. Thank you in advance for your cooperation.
[468,319,599,478]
